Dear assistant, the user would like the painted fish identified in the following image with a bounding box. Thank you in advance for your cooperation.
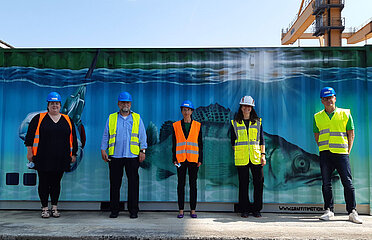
[18,86,86,172]
[145,103,337,191]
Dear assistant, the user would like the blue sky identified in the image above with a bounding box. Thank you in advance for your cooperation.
[1,0,371,47]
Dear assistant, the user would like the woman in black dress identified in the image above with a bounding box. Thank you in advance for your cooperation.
[25,92,78,218]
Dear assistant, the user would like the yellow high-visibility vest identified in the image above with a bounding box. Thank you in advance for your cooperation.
[231,119,262,166]
[108,112,140,156]
[314,108,349,154]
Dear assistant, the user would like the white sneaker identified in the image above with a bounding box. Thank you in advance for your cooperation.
[349,209,363,224]
[319,208,334,221]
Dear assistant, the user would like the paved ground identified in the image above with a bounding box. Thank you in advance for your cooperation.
[0,211,371,240]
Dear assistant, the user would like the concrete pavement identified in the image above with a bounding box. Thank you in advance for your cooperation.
[0,210,371,240]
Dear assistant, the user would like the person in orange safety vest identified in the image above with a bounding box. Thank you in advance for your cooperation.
[172,100,203,219]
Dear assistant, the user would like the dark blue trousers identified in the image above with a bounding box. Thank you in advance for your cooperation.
[319,150,356,214]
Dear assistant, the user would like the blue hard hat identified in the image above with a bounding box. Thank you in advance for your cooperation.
[320,87,336,98]
[46,92,61,102]
[180,100,194,110]
[118,92,132,102]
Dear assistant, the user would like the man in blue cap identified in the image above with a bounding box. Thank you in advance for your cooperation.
[313,87,362,224]
[101,92,147,219]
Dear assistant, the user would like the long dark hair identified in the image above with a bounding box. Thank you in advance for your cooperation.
[234,105,259,124]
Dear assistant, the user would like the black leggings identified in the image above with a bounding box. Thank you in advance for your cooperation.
[177,161,199,211]
[37,170,64,208]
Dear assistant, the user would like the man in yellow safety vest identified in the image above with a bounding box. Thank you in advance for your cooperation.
[101,91,147,219]
[314,87,362,224]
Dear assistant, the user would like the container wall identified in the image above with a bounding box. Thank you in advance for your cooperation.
[0,47,370,210]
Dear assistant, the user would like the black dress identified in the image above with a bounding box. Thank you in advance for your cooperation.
[25,113,78,172]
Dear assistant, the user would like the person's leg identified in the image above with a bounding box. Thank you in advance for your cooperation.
[49,171,64,217]
[188,162,199,214]
[177,162,187,214]
[237,165,250,216]
[124,157,140,217]
[333,153,356,214]
[37,170,49,208]
[250,163,264,216]
[319,151,336,212]
[49,171,64,206]
[109,157,125,215]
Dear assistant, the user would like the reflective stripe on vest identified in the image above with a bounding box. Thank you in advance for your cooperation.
[32,112,73,156]
[314,108,349,154]
[173,120,201,163]
[108,112,140,156]
[231,118,261,166]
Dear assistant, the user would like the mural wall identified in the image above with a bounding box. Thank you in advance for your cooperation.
[0,47,371,213]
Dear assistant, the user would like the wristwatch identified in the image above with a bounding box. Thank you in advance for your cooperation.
[140,149,146,154]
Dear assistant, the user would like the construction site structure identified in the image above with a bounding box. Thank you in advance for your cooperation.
[281,0,372,46]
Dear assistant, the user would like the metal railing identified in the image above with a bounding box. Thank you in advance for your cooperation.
[314,17,345,33]
[353,17,372,33]
[282,0,313,35]
[313,0,344,9]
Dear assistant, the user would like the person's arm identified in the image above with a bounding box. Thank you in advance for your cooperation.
[259,123,266,166]
[230,123,236,150]
[314,133,320,146]
[347,129,354,154]
[313,117,320,146]
[25,114,40,162]
[138,118,147,162]
[172,125,177,164]
[69,116,78,163]
[197,124,203,167]
[101,118,110,162]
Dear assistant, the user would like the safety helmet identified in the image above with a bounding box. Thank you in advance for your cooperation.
[239,96,255,106]
[180,100,194,110]
[118,91,132,102]
[46,92,61,102]
[320,87,336,98]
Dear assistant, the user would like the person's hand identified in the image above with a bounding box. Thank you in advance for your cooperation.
[71,155,77,163]
[261,154,266,166]
[101,150,109,162]
[26,148,33,162]
[139,152,145,162]
[197,162,202,167]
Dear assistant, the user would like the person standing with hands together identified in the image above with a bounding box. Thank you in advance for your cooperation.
[101,91,147,219]
[231,96,266,218]
[172,100,203,219]
[25,92,78,218]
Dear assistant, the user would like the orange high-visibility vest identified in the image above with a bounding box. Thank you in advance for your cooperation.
[32,112,73,156]
[173,120,201,163]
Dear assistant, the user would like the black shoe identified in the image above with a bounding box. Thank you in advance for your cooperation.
[109,212,118,218]
[130,213,138,219]
[253,211,262,218]
[240,212,249,218]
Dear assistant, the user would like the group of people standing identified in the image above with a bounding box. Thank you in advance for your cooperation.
[25,87,362,224]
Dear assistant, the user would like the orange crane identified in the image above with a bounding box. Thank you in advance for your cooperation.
[281,0,372,46]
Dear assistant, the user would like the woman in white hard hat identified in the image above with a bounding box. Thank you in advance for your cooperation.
[230,96,266,218]
[172,100,203,219]
[25,92,78,218]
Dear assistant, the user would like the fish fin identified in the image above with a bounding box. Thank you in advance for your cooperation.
[156,168,175,180]
[146,122,158,146]
[159,121,174,143]
[78,125,86,148]
[193,103,231,123]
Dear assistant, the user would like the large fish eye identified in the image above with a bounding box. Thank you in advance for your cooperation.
[293,157,310,173]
